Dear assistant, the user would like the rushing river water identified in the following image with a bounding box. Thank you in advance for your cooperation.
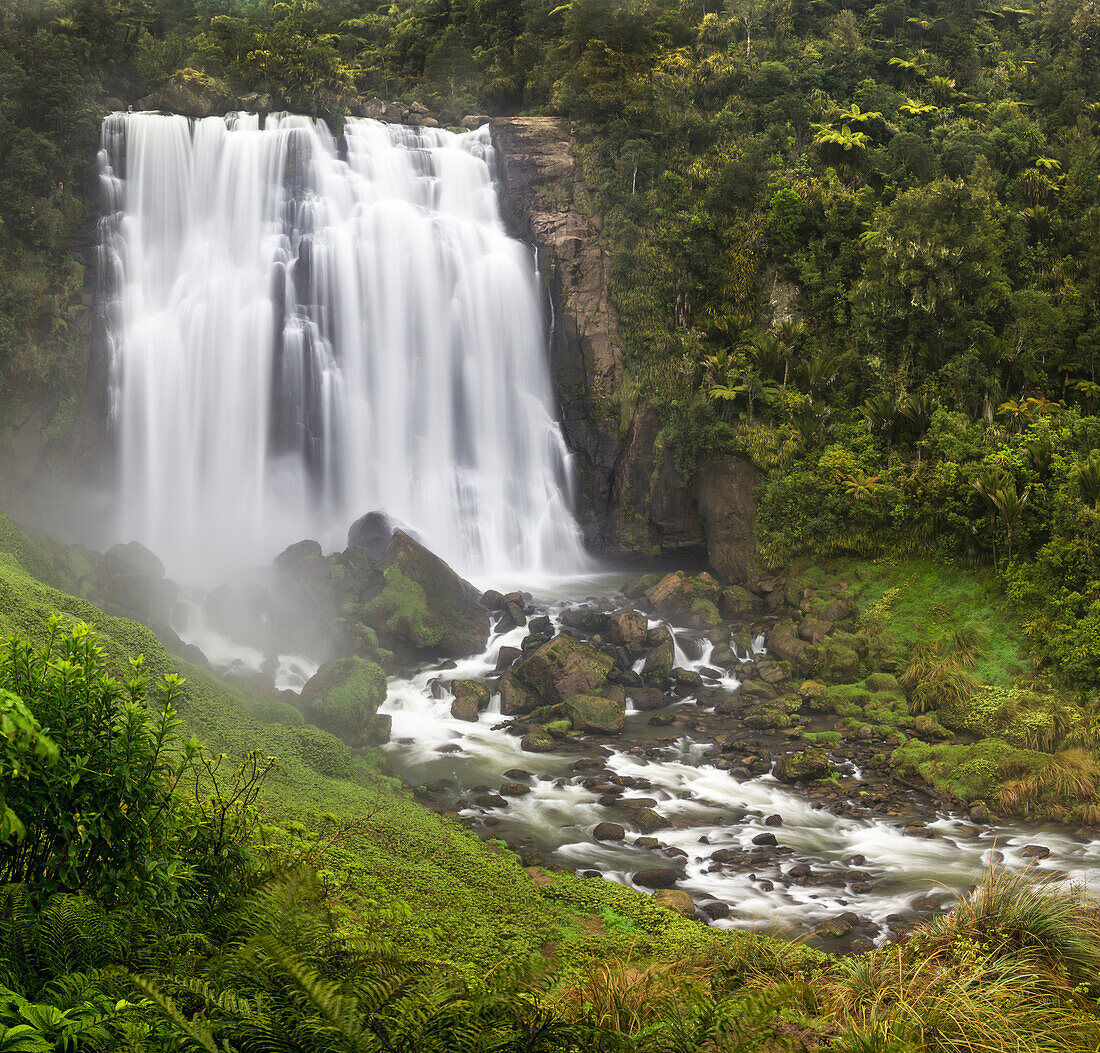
[374,574,1100,941]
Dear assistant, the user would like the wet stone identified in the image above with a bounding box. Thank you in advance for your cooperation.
[764,813,783,827]
[699,900,730,920]
[752,832,778,846]
[634,867,680,889]
[475,794,506,808]
[500,782,530,797]
[594,822,626,841]
[580,869,603,879]
[1021,844,1051,859]
[503,768,533,781]
[634,836,660,848]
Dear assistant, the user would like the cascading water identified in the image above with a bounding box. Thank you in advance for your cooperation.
[98,112,586,583]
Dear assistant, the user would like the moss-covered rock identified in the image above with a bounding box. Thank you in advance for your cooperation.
[720,584,756,620]
[300,655,387,741]
[642,627,675,680]
[451,680,489,721]
[564,693,626,733]
[499,669,542,716]
[514,633,614,705]
[356,531,489,658]
[520,726,556,753]
[774,749,834,783]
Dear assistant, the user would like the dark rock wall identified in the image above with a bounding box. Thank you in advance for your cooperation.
[491,117,761,581]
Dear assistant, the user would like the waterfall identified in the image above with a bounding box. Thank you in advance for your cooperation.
[97,112,586,583]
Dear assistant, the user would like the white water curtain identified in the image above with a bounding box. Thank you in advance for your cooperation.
[98,113,586,582]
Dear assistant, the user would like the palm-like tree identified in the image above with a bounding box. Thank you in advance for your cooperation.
[1078,450,1100,510]
[927,74,956,107]
[832,102,884,127]
[973,470,1031,562]
[812,123,872,153]
[899,97,939,118]
[888,57,927,84]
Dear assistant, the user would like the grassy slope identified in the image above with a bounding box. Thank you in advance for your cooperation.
[0,514,799,970]
[796,557,1031,687]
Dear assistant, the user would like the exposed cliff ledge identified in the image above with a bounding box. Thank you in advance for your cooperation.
[490,117,622,549]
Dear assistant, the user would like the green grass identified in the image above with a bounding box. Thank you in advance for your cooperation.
[797,557,1031,687]
[0,513,787,970]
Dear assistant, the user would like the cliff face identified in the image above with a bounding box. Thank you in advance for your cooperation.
[491,117,760,582]
[490,117,622,548]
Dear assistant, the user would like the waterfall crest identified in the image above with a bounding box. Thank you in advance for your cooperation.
[98,112,586,583]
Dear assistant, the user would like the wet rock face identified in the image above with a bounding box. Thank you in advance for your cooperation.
[490,116,622,550]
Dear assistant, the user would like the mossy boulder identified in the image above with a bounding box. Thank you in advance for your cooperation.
[520,727,556,753]
[300,655,387,742]
[774,749,834,783]
[642,627,675,680]
[499,670,542,716]
[451,680,489,721]
[360,531,490,658]
[816,640,861,682]
[652,889,695,918]
[644,570,721,625]
[767,619,810,669]
[564,693,626,734]
[719,584,756,620]
[608,609,648,646]
[515,634,614,705]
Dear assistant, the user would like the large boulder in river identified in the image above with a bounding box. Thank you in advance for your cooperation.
[644,571,721,628]
[774,749,834,783]
[514,633,614,705]
[565,693,625,734]
[360,532,490,659]
[300,655,388,744]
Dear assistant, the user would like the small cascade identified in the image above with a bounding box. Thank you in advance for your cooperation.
[98,112,586,583]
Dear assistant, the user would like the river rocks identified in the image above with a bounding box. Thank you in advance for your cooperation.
[300,655,388,743]
[644,570,722,627]
[634,867,680,889]
[514,633,614,705]
[752,832,778,846]
[450,680,488,721]
[347,510,408,557]
[1021,844,1051,859]
[774,749,834,783]
[594,822,626,841]
[520,727,555,753]
[495,646,522,671]
[565,693,625,733]
[768,620,810,668]
[608,609,647,646]
[361,531,490,658]
[631,808,669,833]
[642,626,675,680]
[969,801,990,823]
[814,912,858,939]
[652,889,696,918]
[699,900,730,920]
[498,670,542,715]
[719,584,756,620]
[137,68,235,117]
